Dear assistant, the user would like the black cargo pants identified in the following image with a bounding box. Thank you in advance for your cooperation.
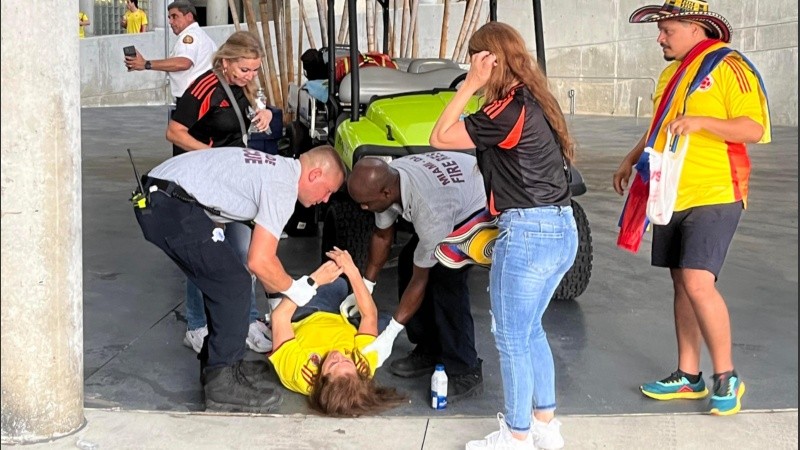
[398,234,478,375]
[134,185,251,370]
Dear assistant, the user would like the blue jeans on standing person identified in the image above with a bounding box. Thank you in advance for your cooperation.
[490,206,578,434]
[186,221,258,331]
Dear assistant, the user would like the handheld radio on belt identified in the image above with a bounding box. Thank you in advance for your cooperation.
[127,148,149,210]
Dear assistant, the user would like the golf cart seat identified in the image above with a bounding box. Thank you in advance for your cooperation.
[395,57,462,73]
[339,66,466,105]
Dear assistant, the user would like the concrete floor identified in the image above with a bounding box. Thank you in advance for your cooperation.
[80,107,798,417]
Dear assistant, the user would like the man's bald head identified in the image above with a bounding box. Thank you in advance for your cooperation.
[348,157,400,213]
[297,145,346,207]
[301,145,347,175]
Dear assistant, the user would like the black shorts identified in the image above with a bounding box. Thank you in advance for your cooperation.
[651,201,743,279]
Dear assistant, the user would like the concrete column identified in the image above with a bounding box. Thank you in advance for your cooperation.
[1,0,85,445]
[152,0,167,31]
[207,0,229,26]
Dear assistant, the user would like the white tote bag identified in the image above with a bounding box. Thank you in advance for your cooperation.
[645,130,689,225]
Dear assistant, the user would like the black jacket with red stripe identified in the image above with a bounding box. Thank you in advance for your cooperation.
[464,84,571,215]
[172,69,251,148]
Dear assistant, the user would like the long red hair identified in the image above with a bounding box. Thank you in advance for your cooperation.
[468,22,575,163]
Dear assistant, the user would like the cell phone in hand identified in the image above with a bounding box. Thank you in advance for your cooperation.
[123,46,137,58]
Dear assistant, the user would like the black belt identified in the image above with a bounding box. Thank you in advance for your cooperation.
[141,175,258,229]
[143,176,191,199]
[143,175,237,222]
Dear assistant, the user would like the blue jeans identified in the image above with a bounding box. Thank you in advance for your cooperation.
[293,278,391,332]
[185,221,258,330]
[490,206,578,433]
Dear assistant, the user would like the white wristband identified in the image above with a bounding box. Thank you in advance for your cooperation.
[281,276,317,307]
[363,277,376,294]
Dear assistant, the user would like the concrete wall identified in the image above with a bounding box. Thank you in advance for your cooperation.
[79,0,798,126]
[80,26,236,107]
[543,0,798,126]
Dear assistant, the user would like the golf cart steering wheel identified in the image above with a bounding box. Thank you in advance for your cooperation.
[449,73,467,89]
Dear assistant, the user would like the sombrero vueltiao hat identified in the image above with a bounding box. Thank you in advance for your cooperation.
[435,209,499,269]
[629,0,732,43]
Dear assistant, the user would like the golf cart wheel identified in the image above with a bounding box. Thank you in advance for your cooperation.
[552,200,593,301]
[321,198,373,271]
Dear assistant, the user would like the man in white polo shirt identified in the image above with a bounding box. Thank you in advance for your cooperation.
[125,1,217,156]
[125,1,217,104]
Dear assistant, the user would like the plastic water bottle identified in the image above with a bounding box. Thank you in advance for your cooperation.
[431,364,448,409]
[255,88,267,110]
[248,89,271,135]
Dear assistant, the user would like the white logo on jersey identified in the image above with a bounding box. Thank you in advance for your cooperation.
[697,75,714,92]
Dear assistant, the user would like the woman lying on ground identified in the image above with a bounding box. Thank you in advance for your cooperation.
[269,247,408,416]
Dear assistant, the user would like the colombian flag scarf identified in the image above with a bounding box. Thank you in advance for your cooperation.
[616,39,771,253]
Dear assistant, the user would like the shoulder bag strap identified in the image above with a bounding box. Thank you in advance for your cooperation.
[214,70,248,146]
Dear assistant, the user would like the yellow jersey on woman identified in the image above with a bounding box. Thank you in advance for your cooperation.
[269,312,378,395]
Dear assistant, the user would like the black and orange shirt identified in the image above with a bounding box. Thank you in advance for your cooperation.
[172,69,251,148]
[464,84,570,215]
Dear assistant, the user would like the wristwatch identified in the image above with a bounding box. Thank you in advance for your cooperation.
[144,61,152,70]
[306,277,317,289]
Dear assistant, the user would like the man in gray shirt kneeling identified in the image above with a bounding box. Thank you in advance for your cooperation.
[132,145,346,413]
[349,152,487,403]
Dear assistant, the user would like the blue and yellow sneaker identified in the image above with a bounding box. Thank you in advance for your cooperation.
[709,372,746,416]
[640,370,709,400]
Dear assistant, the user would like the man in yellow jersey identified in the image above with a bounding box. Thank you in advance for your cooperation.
[78,11,90,38]
[613,0,770,417]
[121,0,148,33]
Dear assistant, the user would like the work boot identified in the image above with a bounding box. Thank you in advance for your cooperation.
[201,359,275,390]
[239,359,270,378]
[389,351,438,378]
[449,359,484,403]
[200,356,273,382]
[203,361,282,413]
[238,359,277,390]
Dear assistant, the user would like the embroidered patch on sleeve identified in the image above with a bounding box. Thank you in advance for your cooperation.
[183,35,194,44]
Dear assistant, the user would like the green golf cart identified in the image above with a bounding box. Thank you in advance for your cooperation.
[286,0,592,301]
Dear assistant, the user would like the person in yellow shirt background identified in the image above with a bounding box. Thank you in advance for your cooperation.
[121,0,147,34]
[78,11,90,38]
[269,247,407,417]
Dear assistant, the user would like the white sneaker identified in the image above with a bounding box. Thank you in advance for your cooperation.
[466,413,535,450]
[531,417,564,450]
[246,320,273,353]
[183,326,208,354]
